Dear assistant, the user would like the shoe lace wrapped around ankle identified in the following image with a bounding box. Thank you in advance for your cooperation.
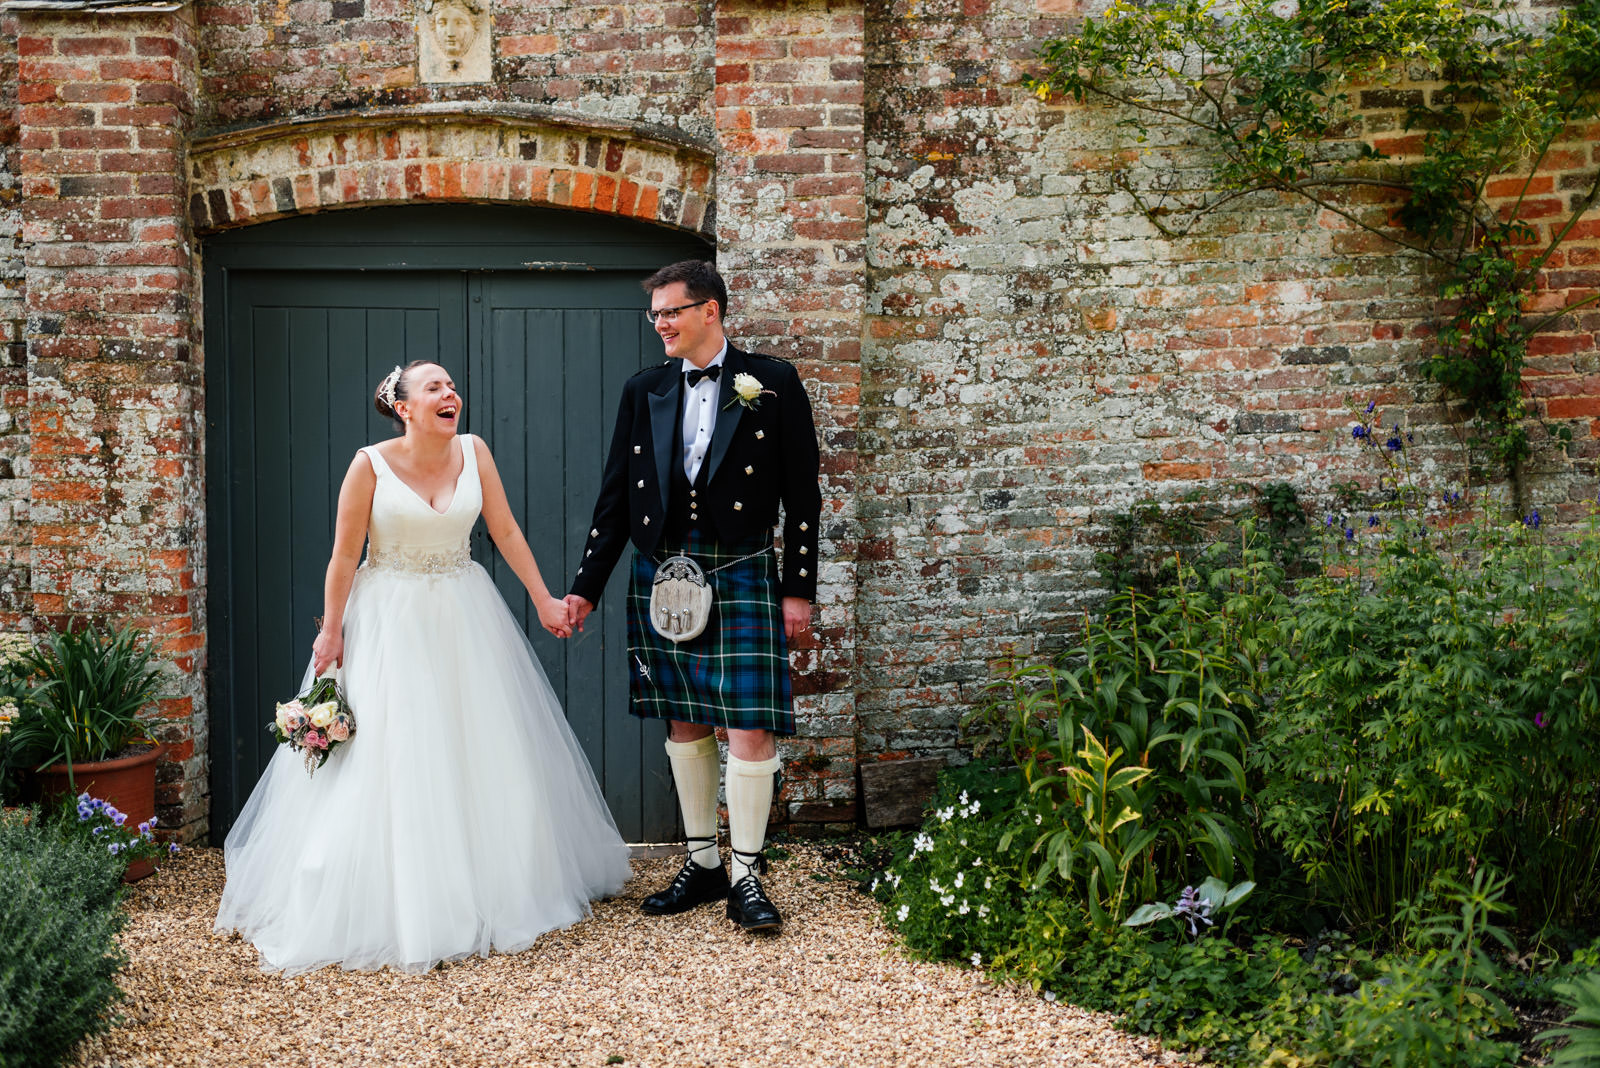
[731,847,769,879]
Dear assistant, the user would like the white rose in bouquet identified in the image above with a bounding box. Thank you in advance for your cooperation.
[309,700,339,729]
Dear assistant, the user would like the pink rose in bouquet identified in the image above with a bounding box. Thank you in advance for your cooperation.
[303,729,326,750]
[328,717,351,742]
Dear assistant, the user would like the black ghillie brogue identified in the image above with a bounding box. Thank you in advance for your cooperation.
[726,849,782,933]
[640,839,730,916]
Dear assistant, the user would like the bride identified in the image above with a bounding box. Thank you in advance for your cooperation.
[215,361,631,974]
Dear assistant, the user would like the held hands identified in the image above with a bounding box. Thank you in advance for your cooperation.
[564,594,594,633]
[537,595,575,639]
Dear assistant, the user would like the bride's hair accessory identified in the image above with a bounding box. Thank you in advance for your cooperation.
[377,365,405,412]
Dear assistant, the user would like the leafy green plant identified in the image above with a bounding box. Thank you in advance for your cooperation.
[1124,875,1255,938]
[1540,971,1600,1066]
[967,536,1281,925]
[5,624,166,772]
[1312,873,1520,1067]
[0,807,129,1068]
[1029,0,1600,479]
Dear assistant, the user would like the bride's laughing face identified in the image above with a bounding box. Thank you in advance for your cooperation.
[397,364,462,434]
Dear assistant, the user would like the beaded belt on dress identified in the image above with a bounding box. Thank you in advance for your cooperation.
[364,545,473,576]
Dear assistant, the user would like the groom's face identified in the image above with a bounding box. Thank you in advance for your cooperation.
[650,281,717,364]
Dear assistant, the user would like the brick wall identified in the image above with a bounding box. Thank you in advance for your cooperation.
[0,11,25,624]
[15,8,208,835]
[856,0,1600,763]
[197,0,715,140]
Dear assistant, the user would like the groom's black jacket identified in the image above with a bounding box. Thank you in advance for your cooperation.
[569,345,823,605]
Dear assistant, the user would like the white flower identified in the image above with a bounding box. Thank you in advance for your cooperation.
[913,832,934,854]
[733,372,764,403]
[308,700,339,729]
[274,701,292,734]
[0,700,16,736]
[937,806,955,822]
[984,877,993,890]
[871,877,880,892]
[940,893,955,907]
[971,800,980,812]
[971,953,982,967]
[954,872,964,888]
[0,633,32,668]
[1035,813,1043,825]
[889,873,901,888]
[957,900,970,915]
[929,878,944,893]
[978,904,990,919]
[972,857,982,867]
[959,790,970,806]
[896,905,910,922]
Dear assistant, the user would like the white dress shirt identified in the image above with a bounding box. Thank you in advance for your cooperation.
[681,343,727,483]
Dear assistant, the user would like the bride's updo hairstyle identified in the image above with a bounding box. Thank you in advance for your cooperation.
[374,360,432,433]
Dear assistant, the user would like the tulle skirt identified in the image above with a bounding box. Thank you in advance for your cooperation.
[215,560,632,975]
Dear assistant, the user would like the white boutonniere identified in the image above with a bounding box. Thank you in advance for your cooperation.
[725,372,775,411]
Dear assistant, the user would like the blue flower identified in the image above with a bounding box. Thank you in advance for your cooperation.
[1367,515,1380,527]
[1344,527,1355,541]
[168,843,181,855]
[91,826,103,837]
[107,843,121,856]
[1352,426,1369,440]
[1325,514,1335,527]
[1524,510,1542,529]
[1365,401,1376,413]
[1386,436,1403,451]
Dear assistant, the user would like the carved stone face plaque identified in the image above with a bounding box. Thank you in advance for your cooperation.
[418,0,489,83]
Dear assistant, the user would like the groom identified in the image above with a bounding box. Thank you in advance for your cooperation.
[566,260,821,933]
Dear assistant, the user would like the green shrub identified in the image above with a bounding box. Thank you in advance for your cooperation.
[0,809,129,1068]
[1257,504,1600,932]
[963,536,1282,926]
[1540,971,1600,1066]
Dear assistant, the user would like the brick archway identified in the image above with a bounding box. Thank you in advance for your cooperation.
[187,110,716,236]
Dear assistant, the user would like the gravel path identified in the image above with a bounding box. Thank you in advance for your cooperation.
[71,843,1183,1068]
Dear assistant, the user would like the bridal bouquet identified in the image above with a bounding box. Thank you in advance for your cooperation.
[268,674,355,776]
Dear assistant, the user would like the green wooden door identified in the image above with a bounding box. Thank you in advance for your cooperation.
[205,206,709,844]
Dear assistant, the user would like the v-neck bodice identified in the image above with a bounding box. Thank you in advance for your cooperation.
[360,437,482,569]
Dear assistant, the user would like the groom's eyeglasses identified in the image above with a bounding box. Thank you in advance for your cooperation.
[645,300,709,325]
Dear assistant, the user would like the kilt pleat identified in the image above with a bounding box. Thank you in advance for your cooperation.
[625,531,794,735]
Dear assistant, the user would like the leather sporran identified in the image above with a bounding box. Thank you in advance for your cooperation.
[650,555,713,643]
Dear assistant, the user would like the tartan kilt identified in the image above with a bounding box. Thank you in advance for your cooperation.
[626,530,794,735]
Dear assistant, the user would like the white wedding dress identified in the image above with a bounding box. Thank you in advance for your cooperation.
[216,434,631,974]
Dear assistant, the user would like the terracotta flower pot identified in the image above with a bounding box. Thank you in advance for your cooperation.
[36,743,164,882]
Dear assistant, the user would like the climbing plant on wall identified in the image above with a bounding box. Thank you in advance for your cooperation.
[1029,0,1600,479]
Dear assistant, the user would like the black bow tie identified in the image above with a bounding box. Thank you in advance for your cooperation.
[685,365,721,386]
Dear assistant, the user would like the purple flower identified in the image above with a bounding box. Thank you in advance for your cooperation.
[1325,514,1335,527]
[1367,515,1380,527]
[107,843,121,856]
[1352,425,1369,440]
[1386,436,1403,451]
[1344,527,1355,541]
[1524,510,1542,530]
[1365,401,1376,413]
[168,842,181,855]
[1536,711,1547,728]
